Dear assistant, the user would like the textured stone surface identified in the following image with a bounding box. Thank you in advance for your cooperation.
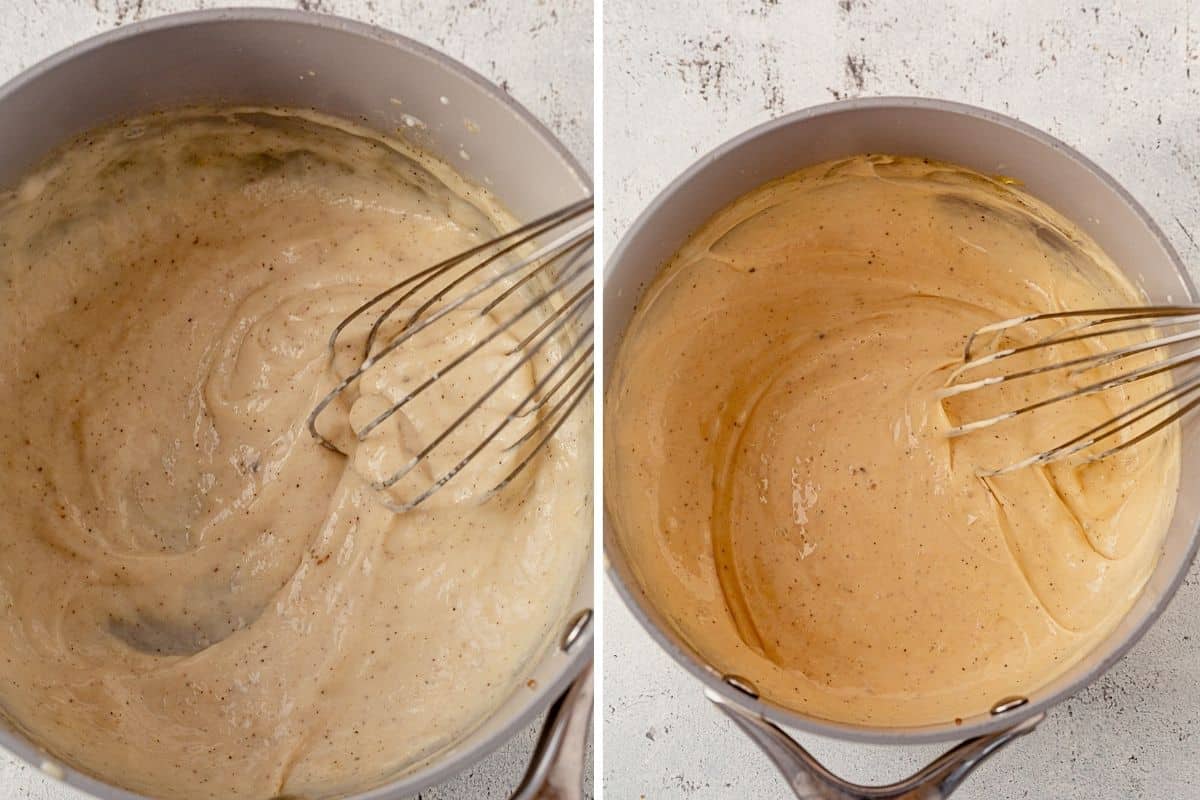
[0,1,591,798]
[604,1,1200,798]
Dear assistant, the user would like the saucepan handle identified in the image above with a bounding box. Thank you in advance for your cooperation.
[707,688,1043,800]
[509,662,595,800]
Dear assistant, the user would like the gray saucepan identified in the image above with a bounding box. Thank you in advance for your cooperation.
[0,9,593,800]
[603,97,1199,799]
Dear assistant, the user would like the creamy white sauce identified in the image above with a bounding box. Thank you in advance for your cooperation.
[0,108,590,798]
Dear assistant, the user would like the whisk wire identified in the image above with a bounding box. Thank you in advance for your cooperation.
[355,259,592,444]
[978,370,1200,476]
[306,197,594,510]
[361,203,591,358]
[325,198,590,359]
[512,342,593,421]
[371,282,592,486]
[946,341,1200,438]
[488,364,594,500]
[379,312,593,506]
[945,304,1199,474]
[962,305,1200,360]
[307,205,590,452]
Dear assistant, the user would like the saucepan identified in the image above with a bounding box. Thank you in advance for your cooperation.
[0,9,593,800]
[603,97,1199,797]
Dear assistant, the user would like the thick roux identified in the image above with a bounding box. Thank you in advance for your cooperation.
[606,155,1178,726]
[0,109,589,798]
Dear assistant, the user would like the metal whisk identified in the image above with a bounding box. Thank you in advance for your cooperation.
[938,305,1200,475]
[306,197,593,511]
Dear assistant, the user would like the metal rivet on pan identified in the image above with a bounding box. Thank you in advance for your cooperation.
[724,674,760,699]
[990,696,1028,715]
[559,608,592,651]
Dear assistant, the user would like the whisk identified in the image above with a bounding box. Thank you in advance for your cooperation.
[938,305,1200,476]
[306,197,593,511]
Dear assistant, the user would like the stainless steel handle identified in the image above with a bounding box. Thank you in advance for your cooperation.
[707,689,1043,800]
[510,662,594,800]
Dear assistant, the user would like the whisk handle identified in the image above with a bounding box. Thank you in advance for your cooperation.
[707,689,1042,799]
[510,662,594,800]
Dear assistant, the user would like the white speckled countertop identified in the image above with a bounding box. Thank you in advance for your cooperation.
[604,1,1200,798]
[0,1,592,798]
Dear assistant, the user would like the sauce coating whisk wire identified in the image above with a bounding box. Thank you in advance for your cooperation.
[307,197,594,510]
[939,305,1200,475]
